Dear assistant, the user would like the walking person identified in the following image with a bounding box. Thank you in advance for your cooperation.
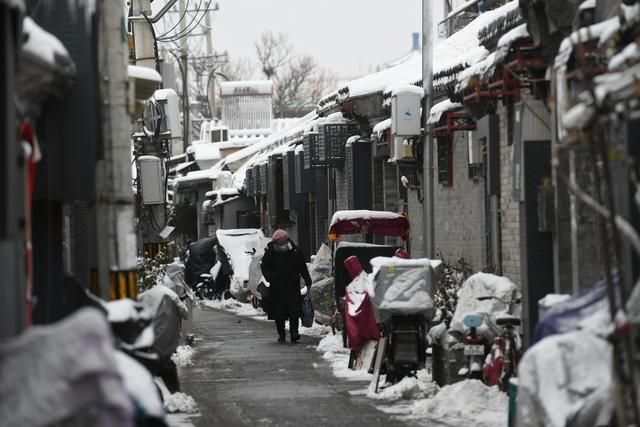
[261,229,312,343]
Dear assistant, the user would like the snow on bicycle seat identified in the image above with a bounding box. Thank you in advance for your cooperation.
[496,313,521,326]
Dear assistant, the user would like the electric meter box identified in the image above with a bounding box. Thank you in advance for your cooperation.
[153,89,182,138]
[138,156,165,205]
[391,87,422,136]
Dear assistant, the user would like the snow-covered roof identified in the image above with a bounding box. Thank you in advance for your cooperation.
[205,187,240,199]
[555,17,621,69]
[370,257,442,269]
[329,210,406,228]
[170,160,198,174]
[172,168,218,187]
[372,118,392,134]
[318,0,520,108]
[428,100,463,125]
[188,142,221,162]
[216,228,264,237]
[609,42,639,71]
[221,111,316,169]
[212,195,240,207]
[219,80,273,96]
[127,64,162,83]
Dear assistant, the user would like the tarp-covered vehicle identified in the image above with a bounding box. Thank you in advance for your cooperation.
[216,229,270,302]
[321,210,410,333]
[308,211,410,329]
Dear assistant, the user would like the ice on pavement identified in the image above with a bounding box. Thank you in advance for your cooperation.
[165,392,199,414]
[171,345,195,367]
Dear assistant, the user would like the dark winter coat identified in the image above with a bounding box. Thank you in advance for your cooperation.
[260,240,312,320]
[185,236,218,287]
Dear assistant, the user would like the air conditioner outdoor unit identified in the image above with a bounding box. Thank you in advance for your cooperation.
[138,155,165,205]
[153,89,181,138]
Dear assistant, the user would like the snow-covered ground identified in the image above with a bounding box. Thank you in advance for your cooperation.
[201,297,509,426]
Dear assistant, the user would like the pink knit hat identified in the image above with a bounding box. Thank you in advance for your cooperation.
[272,229,289,244]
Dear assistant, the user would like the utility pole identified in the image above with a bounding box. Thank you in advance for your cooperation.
[422,0,435,258]
[204,8,215,118]
[96,0,138,298]
[180,0,190,151]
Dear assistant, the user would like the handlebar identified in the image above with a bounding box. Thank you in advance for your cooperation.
[477,295,521,305]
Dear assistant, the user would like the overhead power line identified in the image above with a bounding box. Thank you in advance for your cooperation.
[158,0,212,43]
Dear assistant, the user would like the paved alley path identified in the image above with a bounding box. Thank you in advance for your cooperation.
[174,305,417,427]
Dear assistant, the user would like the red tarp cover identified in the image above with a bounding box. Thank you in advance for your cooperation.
[328,211,410,240]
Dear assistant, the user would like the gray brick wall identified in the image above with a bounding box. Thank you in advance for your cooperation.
[335,167,348,212]
[408,189,424,257]
[498,103,522,284]
[432,131,487,271]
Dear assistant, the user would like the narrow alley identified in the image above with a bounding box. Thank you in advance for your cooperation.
[175,306,418,427]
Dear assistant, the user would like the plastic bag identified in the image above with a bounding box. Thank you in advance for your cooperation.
[301,295,314,327]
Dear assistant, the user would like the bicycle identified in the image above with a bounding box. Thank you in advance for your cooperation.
[478,294,522,392]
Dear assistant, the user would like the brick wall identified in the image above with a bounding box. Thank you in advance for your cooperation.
[408,189,424,257]
[433,131,487,271]
[497,103,521,283]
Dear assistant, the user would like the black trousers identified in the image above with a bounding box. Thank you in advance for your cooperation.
[275,317,299,338]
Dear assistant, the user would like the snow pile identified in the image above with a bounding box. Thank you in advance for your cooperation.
[299,323,333,337]
[165,392,198,414]
[316,334,371,381]
[171,346,195,368]
[369,370,439,402]
[410,380,507,426]
[317,334,344,353]
[203,298,265,318]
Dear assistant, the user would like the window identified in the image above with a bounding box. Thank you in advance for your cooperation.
[437,136,453,186]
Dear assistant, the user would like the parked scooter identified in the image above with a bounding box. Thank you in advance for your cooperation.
[367,256,441,389]
[459,313,487,380]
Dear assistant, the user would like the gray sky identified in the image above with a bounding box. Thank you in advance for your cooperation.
[210,0,425,79]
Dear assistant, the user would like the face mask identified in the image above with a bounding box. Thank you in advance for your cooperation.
[274,242,289,253]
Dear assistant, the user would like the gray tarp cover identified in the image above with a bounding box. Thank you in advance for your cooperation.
[138,285,188,358]
[369,258,441,323]
[0,308,134,426]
